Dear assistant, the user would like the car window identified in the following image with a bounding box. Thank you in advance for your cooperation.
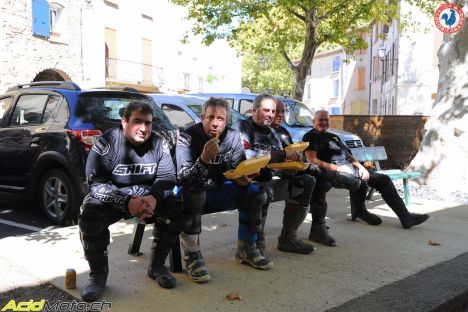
[9,94,49,126]
[0,97,13,125]
[282,100,314,127]
[77,93,175,132]
[42,95,61,123]
[239,99,253,116]
[162,104,196,131]
[187,104,202,117]
[224,98,234,108]
[230,109,246,126]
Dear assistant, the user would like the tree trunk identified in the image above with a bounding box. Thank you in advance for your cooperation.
[292,63,310,101]
[410,1,468,193]
[289,8,319,101]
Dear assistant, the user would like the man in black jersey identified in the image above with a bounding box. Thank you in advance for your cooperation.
[79,101,183,301]
[234,94,315,255]
[271,100,361,247]
[303,110,429,239]
[177,97,272,282]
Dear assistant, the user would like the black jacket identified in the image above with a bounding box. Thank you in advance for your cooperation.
[176,123,245,190]
[86,127,176,213]
[234,117,286,181]
[303,128,351,164]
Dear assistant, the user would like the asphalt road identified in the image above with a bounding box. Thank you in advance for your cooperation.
[0,192,58,239]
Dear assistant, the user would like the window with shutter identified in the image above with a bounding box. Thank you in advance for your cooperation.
[356,67,365,91]
[332,56,341,72]
[32,0,50,38]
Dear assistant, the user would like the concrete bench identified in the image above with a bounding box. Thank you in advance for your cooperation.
[351,146,421,205]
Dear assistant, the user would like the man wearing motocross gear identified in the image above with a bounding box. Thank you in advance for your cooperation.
[79,101,184,301]
[234,94,315,255]
[177,97,272,283]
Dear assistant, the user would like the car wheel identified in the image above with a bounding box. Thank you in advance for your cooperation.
[38,169,81,225]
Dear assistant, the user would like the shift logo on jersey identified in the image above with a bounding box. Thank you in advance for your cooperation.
[113,163,157,175]
[211,150,232,164]
[92,137,110,155]
[94,193,126,205]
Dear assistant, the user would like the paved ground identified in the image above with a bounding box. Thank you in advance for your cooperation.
[1,188,467,312]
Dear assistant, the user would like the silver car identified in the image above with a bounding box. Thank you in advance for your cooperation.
[190,93,364,148]
[149,94,246,132]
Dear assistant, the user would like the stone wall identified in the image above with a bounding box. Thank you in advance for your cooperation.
[0,0,92,92]
[329,115,429,169]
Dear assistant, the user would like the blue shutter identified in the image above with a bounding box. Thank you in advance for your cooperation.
[32,0,50,38]
[332,56,341,72]
[331,107,341,115]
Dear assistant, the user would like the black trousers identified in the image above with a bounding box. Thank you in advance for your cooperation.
[311,172,409,220]
[78,195,179,262]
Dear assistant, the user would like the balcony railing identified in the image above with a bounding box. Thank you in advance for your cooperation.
[105,57,165,86]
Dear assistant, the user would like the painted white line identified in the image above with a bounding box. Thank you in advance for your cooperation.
[0,218,43,232]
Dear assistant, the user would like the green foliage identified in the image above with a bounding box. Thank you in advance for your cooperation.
[242,51,294,95]
[171,0,439,99]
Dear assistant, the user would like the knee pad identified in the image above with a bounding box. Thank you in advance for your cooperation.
[181,189,205,215]
[291,174,315,206]
[301,174,316,189]
[244,184,268,207]
[242,201,264,234]
[156,195,192,234]
[78,202,106,237]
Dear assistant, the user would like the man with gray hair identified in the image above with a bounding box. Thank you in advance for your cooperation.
[176,97,273,283]
[303,110,429,241]
[234,94,315,255]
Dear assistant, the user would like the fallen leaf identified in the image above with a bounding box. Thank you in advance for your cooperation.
[226,292,242,300]
[428,240,441,246]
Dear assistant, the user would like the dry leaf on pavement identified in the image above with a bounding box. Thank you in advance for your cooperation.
[226,292,242,300]
[428,240,441,246]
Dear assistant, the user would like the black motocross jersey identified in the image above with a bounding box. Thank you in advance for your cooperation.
[234,117,286,181]
[86,127,176,214]
[303,128,351,164]
[275,125,294,147]
[176,123,245,190]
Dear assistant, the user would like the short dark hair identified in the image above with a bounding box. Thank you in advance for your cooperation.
[201,97,230,122]
[253,94,276,110]
[122,101,153,120]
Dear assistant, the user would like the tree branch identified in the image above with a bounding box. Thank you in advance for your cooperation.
[281,47,295,69]
[287,7,305,21]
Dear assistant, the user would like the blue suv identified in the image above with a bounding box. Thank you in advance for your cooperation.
[0,82,176,224]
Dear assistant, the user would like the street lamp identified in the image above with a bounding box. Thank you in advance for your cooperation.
[378,44,386,61]
[377,43,398,65]
[377,43,398,115]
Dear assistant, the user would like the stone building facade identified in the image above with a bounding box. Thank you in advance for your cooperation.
[0,0,100,92]
[0,0,240,93]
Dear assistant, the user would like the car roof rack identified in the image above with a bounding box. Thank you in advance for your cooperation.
[7,81,81,92]
[91,86,140,93]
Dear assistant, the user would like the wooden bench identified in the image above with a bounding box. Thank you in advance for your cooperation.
[350,146,421,205]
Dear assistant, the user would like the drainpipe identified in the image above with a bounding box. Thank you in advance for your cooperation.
[368,26,373,114]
